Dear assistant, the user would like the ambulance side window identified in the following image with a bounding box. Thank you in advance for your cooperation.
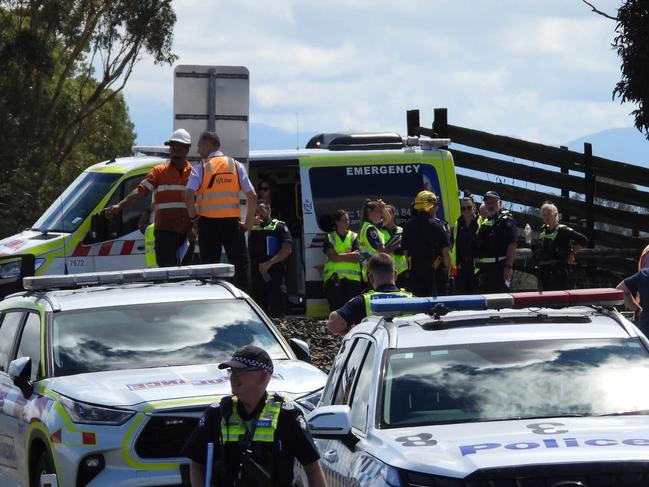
[102,176,149,240]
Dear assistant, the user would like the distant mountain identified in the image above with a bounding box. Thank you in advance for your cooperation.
[564,127,648,166]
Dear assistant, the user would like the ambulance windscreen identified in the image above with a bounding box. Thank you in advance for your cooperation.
[33,171,120,233]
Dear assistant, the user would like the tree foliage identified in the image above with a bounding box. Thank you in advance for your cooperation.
[612,0,649,139]
[0,0,177,237]
[583,0,649,139]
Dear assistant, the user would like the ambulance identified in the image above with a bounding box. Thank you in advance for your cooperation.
[0,132,460,316]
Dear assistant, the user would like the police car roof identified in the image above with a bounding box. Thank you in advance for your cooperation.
[353,306,635,350]
[10,279,241,312]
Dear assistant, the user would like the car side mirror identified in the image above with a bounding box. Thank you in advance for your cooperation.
[289,338,311,363]
[307,405,355,438]
[9,356,33,397]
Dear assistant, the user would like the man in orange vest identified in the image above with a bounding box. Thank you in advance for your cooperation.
[105,129,194,267]
[185,131,256,292]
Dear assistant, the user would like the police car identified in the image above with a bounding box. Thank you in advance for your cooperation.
[306,289,649,486]
[0,264,326,487]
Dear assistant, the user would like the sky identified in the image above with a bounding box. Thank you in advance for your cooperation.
[123,0,645,153]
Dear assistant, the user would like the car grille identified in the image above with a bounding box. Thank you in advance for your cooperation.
[402,462,649,487]
[135,416,199,459]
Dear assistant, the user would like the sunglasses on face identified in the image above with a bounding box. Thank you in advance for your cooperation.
[461,206,473,211]
[258,186,270,192]
[227,368,259,376]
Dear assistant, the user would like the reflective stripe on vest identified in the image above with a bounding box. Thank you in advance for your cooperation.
[323,231,361,282]
[220,396,282,443]
[144,223,156,268]
[363,289,412,317]
[156,202,187,210]
[539,224,566,242]
[195,156,241,218]
[381,227,408,275]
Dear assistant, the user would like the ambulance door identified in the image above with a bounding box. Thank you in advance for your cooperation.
[78,175,149,271]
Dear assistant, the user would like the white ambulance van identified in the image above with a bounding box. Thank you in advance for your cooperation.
[0,133,459,317]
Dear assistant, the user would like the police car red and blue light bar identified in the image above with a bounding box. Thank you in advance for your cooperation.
[369,288,624,316]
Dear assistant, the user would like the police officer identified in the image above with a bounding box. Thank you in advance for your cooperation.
[183,345,326,487]
[382,204,409,289]
[358,199,393,282]
[327,253,411,335]
[474,191,517,293]
[249,200,293,317]
[401,191,451,297]
[536,201,588,291]
[451,196,479,294]
[323,209,361,311]
[185,131,256,292]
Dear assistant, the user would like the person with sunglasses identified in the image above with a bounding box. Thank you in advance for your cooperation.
[183,345,326,487]
[451,195,479,294]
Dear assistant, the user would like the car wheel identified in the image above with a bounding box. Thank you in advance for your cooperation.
[30,450,55,487]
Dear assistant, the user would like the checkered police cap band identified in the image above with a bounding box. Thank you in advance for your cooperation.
[232,356,273,373]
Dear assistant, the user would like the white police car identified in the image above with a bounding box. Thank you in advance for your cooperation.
[0,264,326,487]
[307,289,649,486]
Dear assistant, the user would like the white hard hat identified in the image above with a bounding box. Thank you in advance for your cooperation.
[165,128,191,146]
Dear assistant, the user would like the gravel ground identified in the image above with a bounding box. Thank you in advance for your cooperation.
[272,316,341,373]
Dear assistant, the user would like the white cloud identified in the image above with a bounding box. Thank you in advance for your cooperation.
[124,0,638,146]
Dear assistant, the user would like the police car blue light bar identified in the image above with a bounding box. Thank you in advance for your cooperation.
[369,288,624,316]
[23,264,235,291]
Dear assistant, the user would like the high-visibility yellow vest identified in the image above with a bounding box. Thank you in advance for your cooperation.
[323,231,361,282]
[144,223,156,268]
[381,226,407,276]
[362,289,412,317]
[195,156,241,218]
[359,221,384,281]
[220,395,282,443]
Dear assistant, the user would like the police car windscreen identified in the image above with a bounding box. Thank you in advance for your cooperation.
[382,338,649,427]
[33,171,120,233]
[308,163,445,230]
[51,300,288,376]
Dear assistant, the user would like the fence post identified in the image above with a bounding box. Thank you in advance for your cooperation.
[433,108,448,138]
[406,110,420,136]
[584,142,595,248]
[560,145,570,223]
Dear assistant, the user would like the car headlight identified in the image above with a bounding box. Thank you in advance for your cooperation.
[59,395,135,425]
[0,260,22,279]
[296,389,322,412]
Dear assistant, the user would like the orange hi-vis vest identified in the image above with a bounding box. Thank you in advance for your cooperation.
[139,161,192,234]
[195,156,241,218]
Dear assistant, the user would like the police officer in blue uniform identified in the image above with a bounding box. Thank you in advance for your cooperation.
[536,201,588,291]
[248,200,293,317]
[327,252,411,335]
[474,191,518,293]
[183,345,326,487]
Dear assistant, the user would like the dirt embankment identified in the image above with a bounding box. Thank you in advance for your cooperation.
[272,317,341,372]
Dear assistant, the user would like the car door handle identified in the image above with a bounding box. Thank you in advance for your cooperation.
[137,245,145,250]
[323,450,338,463]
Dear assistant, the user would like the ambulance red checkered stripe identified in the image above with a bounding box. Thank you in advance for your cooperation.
[72,239,141,257]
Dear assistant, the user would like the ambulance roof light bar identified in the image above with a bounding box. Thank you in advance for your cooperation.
[23,264,235,291]
[370,289,625,317]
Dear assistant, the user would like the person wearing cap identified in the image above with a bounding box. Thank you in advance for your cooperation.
[474,190,517,293]
[105,128,194,267]
[185,131,256,292]
[327,252,411,335]
[183,345,326,487]
[401,191,451,297]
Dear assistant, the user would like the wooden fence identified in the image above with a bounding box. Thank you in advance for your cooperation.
[407,108,649,280]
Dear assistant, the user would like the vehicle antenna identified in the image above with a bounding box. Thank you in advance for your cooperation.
[296,112,299,150]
